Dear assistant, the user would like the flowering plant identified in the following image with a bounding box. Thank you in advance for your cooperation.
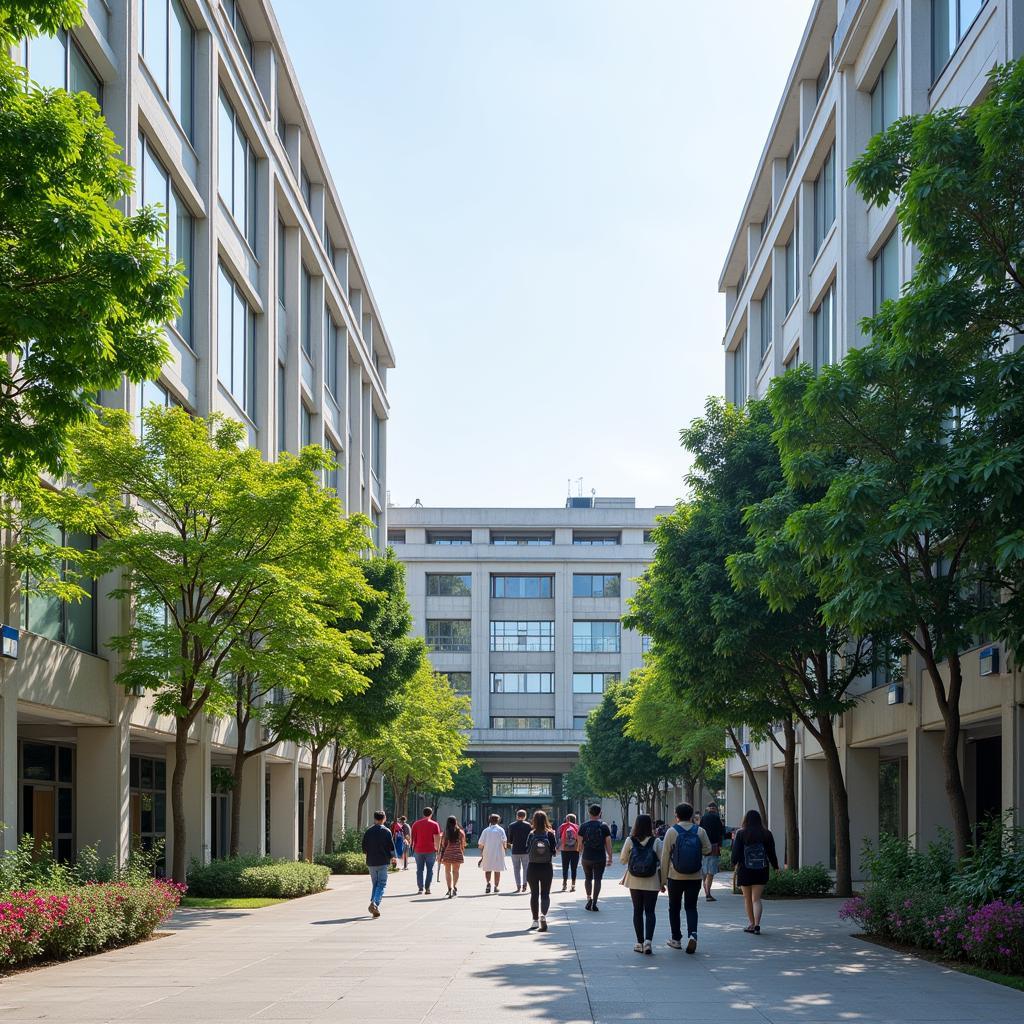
[960,900,1024,973]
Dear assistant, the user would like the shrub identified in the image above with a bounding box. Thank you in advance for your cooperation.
[186,857,329,898]
[0,880,183,971]
[950,821,1024,906]
[960,900,1024,974]
[329,830,364,855]
[315,853,367,875]
[765,864,832,898]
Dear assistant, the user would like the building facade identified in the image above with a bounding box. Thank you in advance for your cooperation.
[389,498,671,824]
[719,0,1023,867]
[0,0,392,867]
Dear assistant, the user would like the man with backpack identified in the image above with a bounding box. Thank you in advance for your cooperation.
[660,802,712,954]
[557,813,581,892]
[577,804,613,911]
[700,802,725,901]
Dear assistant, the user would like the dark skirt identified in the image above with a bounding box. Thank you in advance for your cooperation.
[736,866,770,887]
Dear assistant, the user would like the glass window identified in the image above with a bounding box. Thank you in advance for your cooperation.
[141,0,193,138]
[137,378,170,439]
[572,672,619,694]
[23,529,96,653]
[217,264,256,415]
[932,1,987,80]
[491,532,554,546]
[572,621,620,654]
[300,264,312,356]
[785,227,799,311]
[325,440,339,493]
[26,30,102,104]
[572,532,620,545]
[813,144,836,253]
[572,574,620,598]
[573,716,590,730]
[491,575,553,599]
[426,574,472,597]
[387,529,406,544]
[872,230,899,313]
[218,91,258,252]
[490,717,554,731]
[277,362,286,454]
[443,672,472,695]
[300,404,311,447]
[224,0,254,67]
[489,621,555,653]
[641,634,653,653]
[325,310,340,397]
[759,280,773,359]
[491,776,552,797]
[427,531,471,545]
[732,332,748,406]
[426,619,471,653]
[813,284,836,372]
[301,167,312,209]
[372,414,382,478]
[760,204,771,241]
[871,46,899,136]
[815,54,830,101]
[277,220,287,305]
[490,673,554,694]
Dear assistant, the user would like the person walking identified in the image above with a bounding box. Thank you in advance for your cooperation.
[362,810,397,918]
[525,810,557,933]
[610,821,618,841]
[392,817,407,870]
[410,807,442,895]
[731,808,779,934]
[577,804,613,912]
[700,802,725,901]
[661,802,711,954]
[507,809,532,893]
[619,813,663,954]
[439,815,466,897]
[558,813,580,892]
[478,813,508,893]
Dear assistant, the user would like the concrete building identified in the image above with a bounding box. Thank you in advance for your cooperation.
[718,0,1023,866]
[388,498,673,825]
[0,0,391,869]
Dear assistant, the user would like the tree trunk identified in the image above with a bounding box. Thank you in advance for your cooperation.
[356,765,377,829]
[228,713,249,859]
[304,745,323,863]
[782,717,800,870]
[619,795,631,834]
[684,776,696,807]
[818,717,852,897]
[170,720,190,884]
[727,726,768,823]
[324,770,341,855]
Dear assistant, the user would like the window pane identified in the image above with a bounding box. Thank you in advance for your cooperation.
[142,0,167,92]
[22,742,55,781]
[233,118,246,225]
[169,0,193,137]
[301,266,311,354]
[173,190,193,343]
[232,286,245,401]
[217,266,233,389]
[31,31,67,90]
[218,94,234,204]
[69,40,100,101]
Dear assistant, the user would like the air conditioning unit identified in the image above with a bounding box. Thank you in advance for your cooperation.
[979,645,999,677]
[887,683,904,705]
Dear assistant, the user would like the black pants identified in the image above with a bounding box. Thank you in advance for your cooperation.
[630,889,658,942]
[527,863,553,919]
[560,850,579,883]
[582,859,605,902]
[667,878,701,940]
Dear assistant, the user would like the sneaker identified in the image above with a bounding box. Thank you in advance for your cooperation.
[424,887,431,895]
[417,888,423,895]
[666,939,682,950]
[754,925,761,934]
[539,916,548,932]
[686,935,698,955]
[368,902,380,918]
[485,883,492,894]
[571,884,576,892]
[633,942,644,953]
[530,920,540,931]
[643,940,653,955]
[591,903,600,912]
[561,883,567,892]
[494,886,500,893]
[706,893,717,902]
[585,899,593,911]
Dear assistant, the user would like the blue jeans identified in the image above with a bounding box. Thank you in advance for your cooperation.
[414,852,435,890]
[369,864,389,906]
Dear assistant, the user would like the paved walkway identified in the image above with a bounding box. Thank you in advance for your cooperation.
[2,857,1023,1023]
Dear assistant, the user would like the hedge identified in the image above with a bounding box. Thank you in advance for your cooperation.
[0,880,184,971]
[315,853,367,875]
[764,864,833,898]
[186,857,329,898]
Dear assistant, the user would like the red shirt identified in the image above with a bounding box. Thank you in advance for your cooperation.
[410,817,441,854]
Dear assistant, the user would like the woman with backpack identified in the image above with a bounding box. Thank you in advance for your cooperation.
[660,803,711,954]
[439,815,466,898]
[525,810,558,933]
[730,808,779,934]
[558,813,580,892]
[619,813,664,954]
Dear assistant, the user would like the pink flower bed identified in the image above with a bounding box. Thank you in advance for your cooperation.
[0,880,184,970]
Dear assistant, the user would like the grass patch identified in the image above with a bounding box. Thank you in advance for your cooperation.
[179,896,287,910]
[856,933,1024,993]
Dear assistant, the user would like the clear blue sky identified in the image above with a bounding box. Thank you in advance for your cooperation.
[275,1,812,509]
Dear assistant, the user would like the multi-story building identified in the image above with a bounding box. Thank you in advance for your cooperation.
[388,497,672,824]
[718,0,1023,866]
[0,0,392,868]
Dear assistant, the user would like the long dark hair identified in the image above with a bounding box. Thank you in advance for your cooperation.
[740,808,767,844]
[445,815,461,844]
[531,810,550,833]
[631,813,654,842]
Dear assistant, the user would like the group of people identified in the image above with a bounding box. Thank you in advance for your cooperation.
[360,801,779,950]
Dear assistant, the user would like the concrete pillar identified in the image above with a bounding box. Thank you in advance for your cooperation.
[76,714,131,866]
[1004,704,1024,826]
[268,759,298,860]
[725,771,743,827]
[908,728,951,848]
[165,730,212,868]
[0,661,18,853]
[799,757,830,868]
[845,746,880,879]
[343,774,361,831]
[312,768,331,856]
[768,763,786,851]
[237,752,267,856]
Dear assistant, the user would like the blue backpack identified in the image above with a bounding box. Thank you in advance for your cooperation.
[670,824,703,874]
[628,837,659,878]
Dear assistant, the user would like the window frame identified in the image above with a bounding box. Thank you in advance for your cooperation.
[217,263,257,416]
[22,529,97,654]
[426,619,472,653]
[572,620,621,654]
[489,621,555,653]
[759,279,773,359]
[489,672,554,694]
[491,575,553,599]
[426,573,473,597]
[813,144,836,254]
[572,574,621,598]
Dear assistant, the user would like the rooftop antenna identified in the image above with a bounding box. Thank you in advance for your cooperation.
[575,476,584,497]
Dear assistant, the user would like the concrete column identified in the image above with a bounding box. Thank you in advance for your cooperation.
[725,771,743,827]
[845,746,880,879]
[312,767,331,855]
[799,757,830,867]
[343,774,361,831]
[768,763,786,851]
[237,752,267,856]
[1003,704,1024,826]
[76,713,131,866]
[268,759,298,860]
[165,729,212,868]
[908,728,951,848]
[0,660,18,853]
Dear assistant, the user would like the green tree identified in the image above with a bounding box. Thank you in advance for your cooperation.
[425,761,488,819]
[564,761,597,810]
[0,0,184,486]
[17,407,376,880]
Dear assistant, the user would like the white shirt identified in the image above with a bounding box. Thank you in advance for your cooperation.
[478,823,508,870]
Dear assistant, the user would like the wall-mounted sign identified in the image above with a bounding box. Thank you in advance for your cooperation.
[979,645,999,677]
[1,625,19,660]
[887,683,904,705]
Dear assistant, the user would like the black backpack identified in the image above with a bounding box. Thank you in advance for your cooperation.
[743,840,767,871]
[580,821,606,857]
[628,837,659,878]
[528,831,553,864]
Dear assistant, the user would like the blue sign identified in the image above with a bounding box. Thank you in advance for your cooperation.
[1,625,18,660]
[979,645,999,677]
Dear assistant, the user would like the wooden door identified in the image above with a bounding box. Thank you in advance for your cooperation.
[31,787,55,858]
